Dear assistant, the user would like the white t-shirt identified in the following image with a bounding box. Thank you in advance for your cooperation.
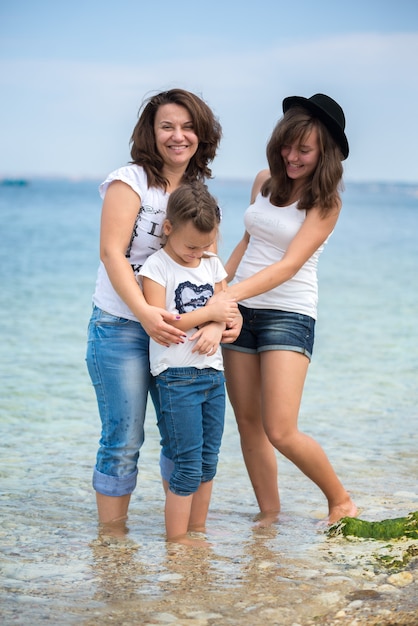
[233,193,330,320]
[92,164,169,321]
[139,249,227,376]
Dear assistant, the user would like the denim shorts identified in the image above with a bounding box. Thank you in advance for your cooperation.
[222,304,315,360]
[86,305,159,497]
[155,367,225,496]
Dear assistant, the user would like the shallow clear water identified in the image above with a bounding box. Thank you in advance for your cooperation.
[1,178,417,624]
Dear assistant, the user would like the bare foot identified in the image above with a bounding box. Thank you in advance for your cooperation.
[187,524,206,534]
[253,509,280,528]
[326,497,358,526]
[94,517,139,548]
[98,515,129,538]
[166,532,211,548]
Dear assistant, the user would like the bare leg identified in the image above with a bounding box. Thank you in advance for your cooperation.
[96,492,131,537]
[223,349,280,517]
[165,489,193,541]
[260,351,357,524]
[96,492,131,523]
[188,480,213,533]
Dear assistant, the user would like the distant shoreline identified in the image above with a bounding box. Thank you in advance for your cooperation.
[1,176,418,190]
[0,178,30,186]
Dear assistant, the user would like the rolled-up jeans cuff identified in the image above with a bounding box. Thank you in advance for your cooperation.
[93,466,138,496]
[159,452,174,483]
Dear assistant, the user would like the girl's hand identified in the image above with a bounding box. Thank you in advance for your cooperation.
[189,322,224,355]
[139,306,186,346]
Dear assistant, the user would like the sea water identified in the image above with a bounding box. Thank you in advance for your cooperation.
[1,178,417,625]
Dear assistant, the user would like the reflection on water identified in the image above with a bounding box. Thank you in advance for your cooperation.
[1,406,417,625]
[1,180,418,624]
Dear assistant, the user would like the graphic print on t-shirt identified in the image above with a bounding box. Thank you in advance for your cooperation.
[127,204,165,274]
[174,281,214,314]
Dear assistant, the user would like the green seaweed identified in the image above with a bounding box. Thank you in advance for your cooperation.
[327,511,418,540]
[373,543,418,570]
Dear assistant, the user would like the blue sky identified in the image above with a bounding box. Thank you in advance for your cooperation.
[1,0,418,183]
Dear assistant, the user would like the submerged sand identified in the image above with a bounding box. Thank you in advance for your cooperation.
[2,507,417,626]
[2,405,417,625]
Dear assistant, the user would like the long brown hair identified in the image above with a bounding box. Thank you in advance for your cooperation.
[262,107,344,216]
[130,89,222,190]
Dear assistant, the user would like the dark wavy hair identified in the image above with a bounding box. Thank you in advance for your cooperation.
[262,107,344,216]
[130,89,222,190]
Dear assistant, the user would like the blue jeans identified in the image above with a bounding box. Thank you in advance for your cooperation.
[155,367,225,496]
[86,305,158,496]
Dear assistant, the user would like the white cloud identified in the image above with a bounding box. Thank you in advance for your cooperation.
[1,31,417,182]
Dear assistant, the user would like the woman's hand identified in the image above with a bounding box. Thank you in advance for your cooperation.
[139,305,186,346]
[205,298,238,325]
[204,290,242,343]
[221,309,243,343]
[205,288,232,305]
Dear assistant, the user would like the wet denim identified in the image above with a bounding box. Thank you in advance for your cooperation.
[155,367,225,496]
[86,305,158,496]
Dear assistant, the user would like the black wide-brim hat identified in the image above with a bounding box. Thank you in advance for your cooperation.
[282,93,349,160]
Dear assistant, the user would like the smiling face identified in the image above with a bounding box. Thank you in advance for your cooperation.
[163,220,217,267]
[154,103,199,176]
[280,127,321,182]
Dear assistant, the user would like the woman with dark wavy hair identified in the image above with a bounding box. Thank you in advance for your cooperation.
[216,93,358,526]
[86,89,239,537]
